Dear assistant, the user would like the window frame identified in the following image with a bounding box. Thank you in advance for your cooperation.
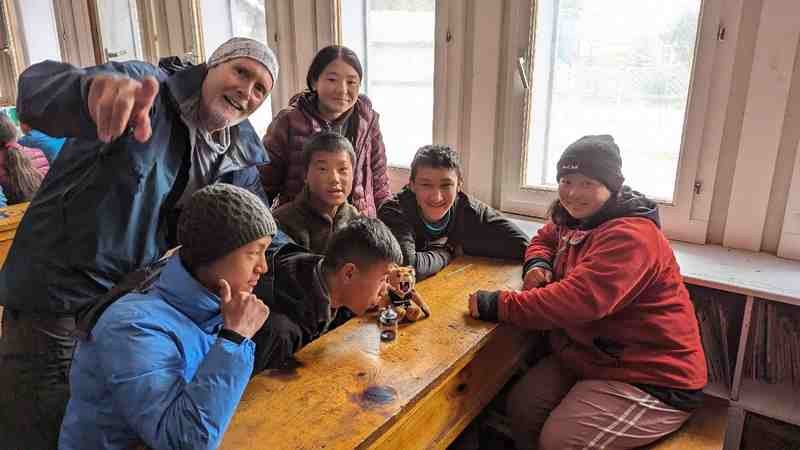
[335,0,446,170]
[0,0,25,106]
[498,0,743,244]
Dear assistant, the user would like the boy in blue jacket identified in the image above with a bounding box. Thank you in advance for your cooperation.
[59,184,274,450]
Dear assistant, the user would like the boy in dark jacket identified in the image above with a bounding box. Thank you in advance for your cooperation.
[272,131,361,253]
[378,145,529,280]
[252,216,402,371]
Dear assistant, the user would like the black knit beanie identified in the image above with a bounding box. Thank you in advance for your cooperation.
[178,183,277,269]
[556,135,625,192]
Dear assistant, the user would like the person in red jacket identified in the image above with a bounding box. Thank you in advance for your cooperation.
[260,45,391,217]
[469,135,708,450]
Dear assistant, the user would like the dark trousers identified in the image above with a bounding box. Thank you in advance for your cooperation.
[0,308,76,450]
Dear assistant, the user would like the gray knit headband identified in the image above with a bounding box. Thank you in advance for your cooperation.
[208,37,279,84]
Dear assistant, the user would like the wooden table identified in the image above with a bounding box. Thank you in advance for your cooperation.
[0,202,28,268]
[0,202,28,334]
[220,256,536,450]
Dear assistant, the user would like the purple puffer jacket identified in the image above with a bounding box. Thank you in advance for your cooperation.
[0,141,50,187]
[259,92,391,217]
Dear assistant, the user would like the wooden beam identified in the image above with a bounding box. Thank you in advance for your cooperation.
[724,0,800,251]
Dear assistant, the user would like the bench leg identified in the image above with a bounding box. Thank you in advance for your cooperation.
[723,406,746,450]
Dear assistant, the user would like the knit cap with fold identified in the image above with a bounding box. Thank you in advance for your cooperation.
[207,37,279,84]
[178,183,276,269]
[556,135,625,192]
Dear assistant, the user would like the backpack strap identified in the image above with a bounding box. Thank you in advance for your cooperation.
[73,248,178,341]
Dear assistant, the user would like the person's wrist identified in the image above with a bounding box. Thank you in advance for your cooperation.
[219,328,246,345]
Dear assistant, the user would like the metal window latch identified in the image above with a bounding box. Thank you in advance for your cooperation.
[516,56,529,90]
[105,48,129,59]
[694,181,703,195]
[717,24,726,42]
[446,29,453,43]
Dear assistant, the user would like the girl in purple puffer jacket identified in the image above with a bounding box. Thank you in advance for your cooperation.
[260,45,391,217]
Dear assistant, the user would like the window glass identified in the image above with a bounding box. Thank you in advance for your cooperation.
[200,0,272,136]
[341,0,435,168]
[525,0,701,201]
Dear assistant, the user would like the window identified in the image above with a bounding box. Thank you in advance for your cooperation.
[199,0,272,136]
[524,0,701,202]
[340,0,435,168]
[93,0,146,62]
[16,0,62,65]
[0,0,21,106]
[500,0,729,243]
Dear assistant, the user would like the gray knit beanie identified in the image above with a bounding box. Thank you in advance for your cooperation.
[207,37,279,84]
[556,135,625,192]
[178,183,277,269]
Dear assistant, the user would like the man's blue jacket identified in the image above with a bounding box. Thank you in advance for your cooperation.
[1,58,274,314]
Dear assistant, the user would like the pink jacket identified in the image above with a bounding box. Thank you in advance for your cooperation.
[0,141,50,188]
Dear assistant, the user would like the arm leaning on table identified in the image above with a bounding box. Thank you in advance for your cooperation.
[458,195,529,261]
[378,197,452,280]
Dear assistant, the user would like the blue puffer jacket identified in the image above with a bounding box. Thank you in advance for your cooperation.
[58,256,254,450]
[1,59,270,314]
[18,129,66,163]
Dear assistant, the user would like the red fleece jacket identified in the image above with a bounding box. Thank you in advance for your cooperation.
[497,217,707,390]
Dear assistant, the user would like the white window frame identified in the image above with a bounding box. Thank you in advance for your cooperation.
[0,0,25,106]
[335,0,443,170]
[498,0,745,244]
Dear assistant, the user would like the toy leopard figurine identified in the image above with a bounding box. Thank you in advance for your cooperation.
[381,265,431,322]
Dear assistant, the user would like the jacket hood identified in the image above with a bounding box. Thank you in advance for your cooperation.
[579,186,660,230]
[154,256,224,334]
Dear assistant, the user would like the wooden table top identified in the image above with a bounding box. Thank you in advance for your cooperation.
[220,256,526,450]
[0,202,28,234]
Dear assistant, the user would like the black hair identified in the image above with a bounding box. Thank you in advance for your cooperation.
[322,217,402,272]
[306,45,363,91]
[0,114,44,204]
[301,130,356,174]
[409,144,462,182]
[0,113,18,146]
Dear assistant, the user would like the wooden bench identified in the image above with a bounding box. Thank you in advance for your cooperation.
[644,398,729,450]
[220,256,537,449]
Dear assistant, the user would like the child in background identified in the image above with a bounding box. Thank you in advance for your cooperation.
[18,121,66,163]
[378,144,529,280]
[0,113,48,204]
[272,131,360,253]
[469,135,707,450]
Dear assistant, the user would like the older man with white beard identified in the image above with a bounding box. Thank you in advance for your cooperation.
[0,37,284,449]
